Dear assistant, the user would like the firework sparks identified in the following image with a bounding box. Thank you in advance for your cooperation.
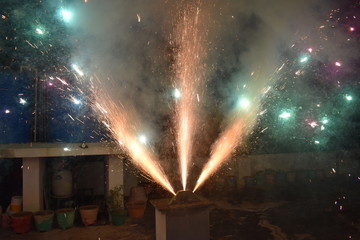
[173,3,207,190]
[72,64,84,76]
[19,98,27,105]
[308,121,318,128]
[136,14,141,23]
[193,113,255,192]
[56,77,69,85]
[91,76,175,195]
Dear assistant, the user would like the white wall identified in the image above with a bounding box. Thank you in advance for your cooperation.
[235,150,360,181]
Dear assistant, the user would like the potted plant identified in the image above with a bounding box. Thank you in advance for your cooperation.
[107,185,127,225]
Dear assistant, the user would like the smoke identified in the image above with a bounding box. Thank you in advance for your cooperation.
[202,0,337,111]
[68,0,351,152]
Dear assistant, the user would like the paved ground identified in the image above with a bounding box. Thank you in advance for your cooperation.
[1,176,360,240]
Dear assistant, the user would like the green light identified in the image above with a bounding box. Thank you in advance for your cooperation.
[300,56,309,63]
[279,111,291,119]
[299,53,311,64]
[345,95,353,101]
[321,117,329,124]
[314,140,320,144]
[35,27,45,35]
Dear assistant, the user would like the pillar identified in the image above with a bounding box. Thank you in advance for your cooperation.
[106,155,124,193]
[22,157,44,211]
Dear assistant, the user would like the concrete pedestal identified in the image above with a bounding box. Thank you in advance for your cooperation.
[151,195,212,240]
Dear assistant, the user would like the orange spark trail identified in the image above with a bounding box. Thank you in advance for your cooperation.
[193,110,258,192]
[91,76,175,195]
[174,3,206,190]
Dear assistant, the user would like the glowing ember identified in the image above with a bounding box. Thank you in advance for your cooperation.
[335,61,342,67]
[91,76,175,195]
[308,121,318,128]
[173,3,206,190]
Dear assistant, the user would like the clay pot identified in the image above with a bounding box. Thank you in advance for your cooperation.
[79,205,99,226]
[11,212,33,234]
[126,202,146,219]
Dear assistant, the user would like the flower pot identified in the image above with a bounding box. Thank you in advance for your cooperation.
[109,209,127,225]
[276,172,287,185]
[79,205,99,226]
[287,171,296,183]
[265,173,276,185]
[2,213,11,228]
[56,208,75,229]
[126,202,146,219]
[226,176,237,189]
[129,186,148,203]
[11,212,32,234]
[34,210,54,232]
[244,176,255,188]
[255,174,265,186]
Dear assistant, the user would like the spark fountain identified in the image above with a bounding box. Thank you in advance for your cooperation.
[173,2,207,191]
[151,3,217,240]
[88,2,275,239]
[90,75,175,195]
[194,110,258,192]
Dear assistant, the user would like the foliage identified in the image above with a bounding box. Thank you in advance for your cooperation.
[106,185,124,211]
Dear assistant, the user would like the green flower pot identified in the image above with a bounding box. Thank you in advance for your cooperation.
[110,209,127,225]
[34,210,54,232]
[56,208,75,229]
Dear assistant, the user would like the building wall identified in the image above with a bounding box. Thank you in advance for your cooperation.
[77,160,105,196]
[235,150,360,184]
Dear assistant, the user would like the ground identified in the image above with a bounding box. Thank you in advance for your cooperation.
[1,175,360,240]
